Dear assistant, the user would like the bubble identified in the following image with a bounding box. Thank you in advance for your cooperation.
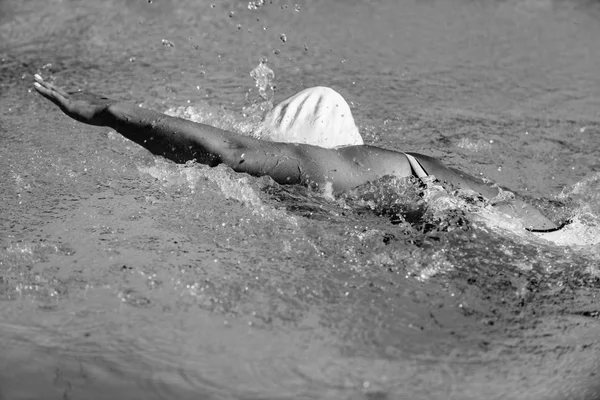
[211,4,215,8]
[148,0,152,3]
[279,33,287,43]
[229,11,235,18]
[294,4,300,12]
[237,24,242,30]
[129,57,136,62]
[272,49,280,55]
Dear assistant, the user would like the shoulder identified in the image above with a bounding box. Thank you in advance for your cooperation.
[337,146,413,178]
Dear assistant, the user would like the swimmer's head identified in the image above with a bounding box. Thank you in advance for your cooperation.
[259,86,363,148]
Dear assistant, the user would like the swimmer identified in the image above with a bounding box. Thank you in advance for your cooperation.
[33,74,560,232]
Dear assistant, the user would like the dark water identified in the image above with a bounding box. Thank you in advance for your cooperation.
[1,0,600,399]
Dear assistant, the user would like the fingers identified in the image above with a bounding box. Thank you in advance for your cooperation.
[33,81,66,106]
[33,74,69,107]
[33,74,68,96]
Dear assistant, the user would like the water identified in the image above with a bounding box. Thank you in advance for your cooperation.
[1,0,600,399]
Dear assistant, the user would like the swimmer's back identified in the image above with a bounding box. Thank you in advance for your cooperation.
[406,152,559,231]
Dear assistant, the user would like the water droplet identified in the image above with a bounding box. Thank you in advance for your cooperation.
[161,39,175,47]
[303,43,308,51]
[272,49,280,55]
[249,59,274,102]
[129,57,136,62]
[210,4,215,8]
[237,24,242,30]
[279,33,287,43]
[248,0,265,10]
[147,0,152,3]
[229,11,235,18]
[294,3,300,12]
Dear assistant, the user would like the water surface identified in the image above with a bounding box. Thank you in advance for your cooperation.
[1,0,600,399]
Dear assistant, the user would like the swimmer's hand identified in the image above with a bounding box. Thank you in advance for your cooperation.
[33,74,116,126]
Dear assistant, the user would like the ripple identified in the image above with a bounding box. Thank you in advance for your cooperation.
[122,310,341,399]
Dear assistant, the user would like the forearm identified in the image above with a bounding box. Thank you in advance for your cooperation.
[104,102,255,165]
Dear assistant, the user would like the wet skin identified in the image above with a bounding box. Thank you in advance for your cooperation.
[33,74,558,231]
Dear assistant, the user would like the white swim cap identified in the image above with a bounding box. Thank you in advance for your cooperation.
[258,86,363,148]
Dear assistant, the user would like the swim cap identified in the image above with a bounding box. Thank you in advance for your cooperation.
[258,86,363,148]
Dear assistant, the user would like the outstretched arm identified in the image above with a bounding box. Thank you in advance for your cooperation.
[33,75,411,192]
[33,74,267,165]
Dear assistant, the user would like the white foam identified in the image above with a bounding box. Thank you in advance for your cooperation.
[137,159,297,225]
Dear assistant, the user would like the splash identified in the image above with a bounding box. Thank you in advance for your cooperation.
[243,59,275,122]
[338,175,426,224]
[341,173,600,251]
[165,102,258,137]
[136,159,297,225]
[532,173,600,248]
[250,58,275,103]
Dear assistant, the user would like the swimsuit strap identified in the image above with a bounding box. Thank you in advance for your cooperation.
[404,153,429,178]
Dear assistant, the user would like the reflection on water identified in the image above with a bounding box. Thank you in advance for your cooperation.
[1,0,600,399]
